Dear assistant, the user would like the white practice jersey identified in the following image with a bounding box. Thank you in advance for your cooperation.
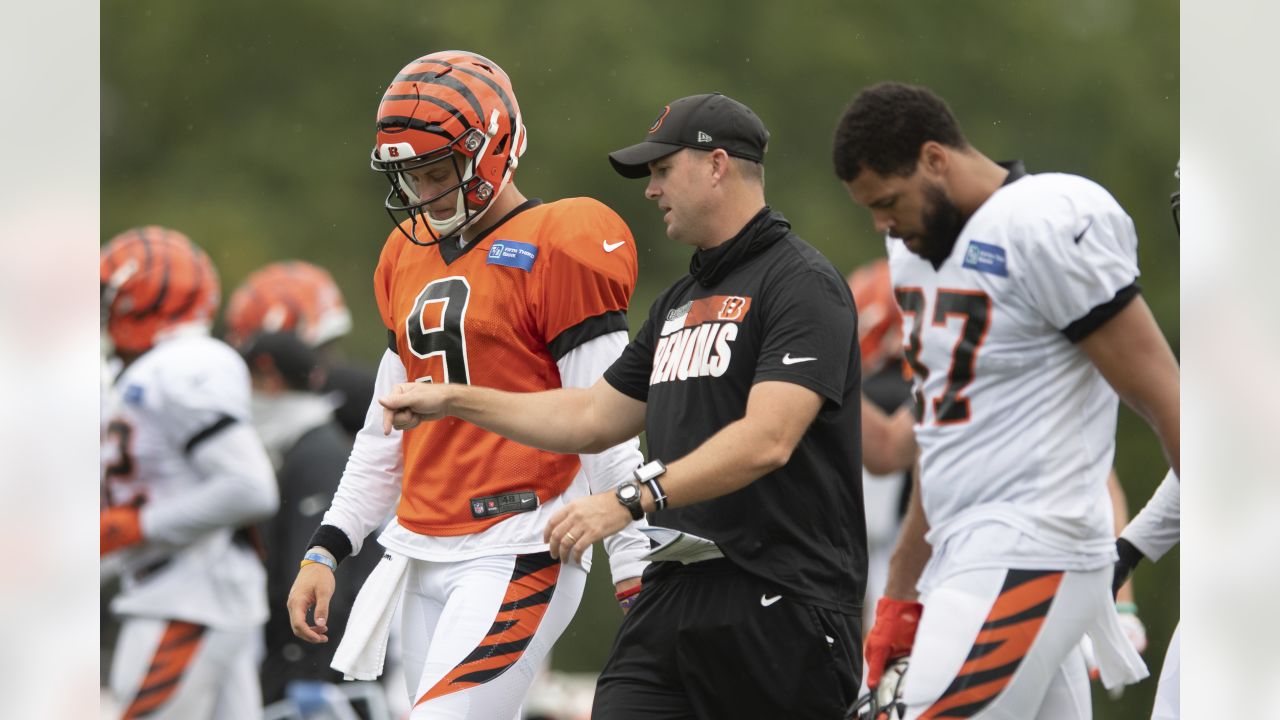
[889,168,1140,576]
[102,333,276,628]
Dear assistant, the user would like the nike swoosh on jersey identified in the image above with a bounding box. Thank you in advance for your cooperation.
[1072,218,1094,244]
[781,353,816,365]
[760,594,782,607]
[603,240,626,253]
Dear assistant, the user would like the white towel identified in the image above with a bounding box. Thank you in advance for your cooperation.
[330,551,408,681]
[1087,601,1150,690]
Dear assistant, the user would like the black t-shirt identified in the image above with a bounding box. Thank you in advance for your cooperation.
[604,208,866,614]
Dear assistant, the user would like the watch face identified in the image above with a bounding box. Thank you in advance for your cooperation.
[618,484,639,501]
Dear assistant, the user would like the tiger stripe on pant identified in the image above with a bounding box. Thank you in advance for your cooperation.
[414,552,560,705]
[918,570,1062,719]
[122,620,206,719]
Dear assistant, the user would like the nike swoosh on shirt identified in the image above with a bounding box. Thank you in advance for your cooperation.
[760,594,782,607]
[603,240,626,253]
[781,353,816,365]
[1072,218,1094,244]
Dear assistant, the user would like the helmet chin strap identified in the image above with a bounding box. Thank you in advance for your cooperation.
[424,188,469,237]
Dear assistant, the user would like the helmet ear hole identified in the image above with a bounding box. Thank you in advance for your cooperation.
[493,134,508,155]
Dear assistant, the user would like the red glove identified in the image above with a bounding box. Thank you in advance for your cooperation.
[101,505,144,556]
[864,597,923,689]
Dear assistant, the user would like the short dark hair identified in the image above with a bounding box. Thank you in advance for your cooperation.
[832,82,968,181]
[733,156,765,187]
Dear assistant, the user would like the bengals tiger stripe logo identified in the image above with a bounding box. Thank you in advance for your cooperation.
[917,570,1063,719]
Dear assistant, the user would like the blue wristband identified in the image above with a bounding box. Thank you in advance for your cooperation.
[302,551,337,572]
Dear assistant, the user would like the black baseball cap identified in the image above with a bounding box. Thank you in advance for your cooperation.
[608,93,770,178]
[242,331,320,392]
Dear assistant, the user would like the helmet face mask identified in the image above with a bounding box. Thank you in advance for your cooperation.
[371,51,526,246]
[848,658,909,720]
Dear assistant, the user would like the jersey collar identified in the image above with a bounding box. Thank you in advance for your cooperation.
[438,198,544,266]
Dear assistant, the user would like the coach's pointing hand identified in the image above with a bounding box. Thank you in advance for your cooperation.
[379,382,452,435]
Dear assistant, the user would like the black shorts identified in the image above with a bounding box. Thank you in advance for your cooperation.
[593,558,861,720]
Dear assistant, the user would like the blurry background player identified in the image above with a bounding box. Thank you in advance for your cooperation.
[225,260,376,438]
[835,82,1179,719]
[285,50,650,719]
[848,259,915,623]
[101,227,279,719]
[238,331,384,716]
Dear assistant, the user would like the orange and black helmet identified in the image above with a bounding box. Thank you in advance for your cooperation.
[100,226,220,355]
[848,258,904,374]
[223,260,353,350]
[371,50,527,245]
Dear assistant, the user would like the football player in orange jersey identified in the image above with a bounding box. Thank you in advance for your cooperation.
[285,50,650,720]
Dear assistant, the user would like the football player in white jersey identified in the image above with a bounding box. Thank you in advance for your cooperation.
[833,83,1179,719]
[101,227,279,719]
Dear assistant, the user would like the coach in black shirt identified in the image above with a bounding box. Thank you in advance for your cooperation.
[379,93,866,719]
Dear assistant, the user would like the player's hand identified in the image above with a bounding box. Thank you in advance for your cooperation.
[544,492,631,565]
[864,597,923,689]
[101,505,144,556]
[378,382,451,435]
[1118,608,1147,654]
[287,563,336,644]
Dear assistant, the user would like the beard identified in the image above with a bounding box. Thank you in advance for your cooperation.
[915,182,967,266]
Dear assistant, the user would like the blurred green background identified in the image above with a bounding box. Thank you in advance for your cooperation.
[103,1,1178,715]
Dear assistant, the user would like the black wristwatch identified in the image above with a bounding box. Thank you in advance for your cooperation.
[633,459,668,511]
[615,479,644,520]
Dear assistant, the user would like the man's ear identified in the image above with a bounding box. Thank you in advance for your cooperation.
[709,148,731,184]
[919,141,949,178]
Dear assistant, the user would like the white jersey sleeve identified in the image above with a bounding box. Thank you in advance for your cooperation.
[1120,470,1180,561]
[319,349,407,557]
[557,331,649,584]
[1010,175,1140,334]
[142,423,278,545]
[155,338,255,447]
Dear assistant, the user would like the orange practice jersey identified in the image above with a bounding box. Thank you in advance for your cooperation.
[375,197,637,535]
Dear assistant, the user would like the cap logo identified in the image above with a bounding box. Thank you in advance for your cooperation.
[696,131,713,143]
[648,106,671,134]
